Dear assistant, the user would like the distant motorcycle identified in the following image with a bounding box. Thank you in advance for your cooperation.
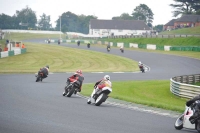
[139,65,145,73]
[87,43,90,48]
[35,72,45,82]
[120,48,124,53]
[87,86,112,106]
[77,41,80,46]
[107,47,110,52]
[175,102,200,133]
[63,80,81,97]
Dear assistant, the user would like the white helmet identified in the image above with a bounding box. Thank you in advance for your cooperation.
[104,75,110,80]
[139,61,141,65]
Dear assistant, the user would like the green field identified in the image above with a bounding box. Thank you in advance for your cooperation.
[159,26,200,35]
[0,42,138,73]
[0,32,199,113]
[81,80,187,112]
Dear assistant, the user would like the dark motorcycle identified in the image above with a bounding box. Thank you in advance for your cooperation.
[62,80,81,97]
[139,65,145,73]
[87,43,90,48]
[35,72,44,82]
[120,48,124,53]
[77,41,80,46]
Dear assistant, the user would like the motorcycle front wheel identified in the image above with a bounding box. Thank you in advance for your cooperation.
[66,86,75,97]
[174,114,184,130]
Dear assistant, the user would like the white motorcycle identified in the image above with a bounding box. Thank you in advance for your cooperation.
[174,103,200,133]
[87,86,112,106]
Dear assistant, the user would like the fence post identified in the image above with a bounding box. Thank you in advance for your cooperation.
[193,75,196,84]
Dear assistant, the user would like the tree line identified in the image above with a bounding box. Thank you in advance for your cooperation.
[0,0,199,34]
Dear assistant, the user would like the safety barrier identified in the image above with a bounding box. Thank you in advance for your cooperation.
[170,74,200,99]
[0,48,27,58]
[49,39,200,52]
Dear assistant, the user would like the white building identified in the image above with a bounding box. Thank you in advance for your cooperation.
[89,19,151,37]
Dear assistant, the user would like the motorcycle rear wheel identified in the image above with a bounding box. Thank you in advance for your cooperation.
[95,93,107,106]
[174,114,184,130]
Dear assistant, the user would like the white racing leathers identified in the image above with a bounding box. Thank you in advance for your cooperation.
[87,80,112,106]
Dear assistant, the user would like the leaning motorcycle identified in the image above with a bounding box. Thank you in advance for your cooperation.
[174,102,200,133]
[107,47,110,52]
[139,65,145,73]
[120,48,124,53]
[35,72,44,82]
[87,43,90,48]
[87,86,112,106]
[62,80,81,97]
[77,41,80,46]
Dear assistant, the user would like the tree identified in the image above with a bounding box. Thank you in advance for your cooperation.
[112,13,134,20]
[170,0,200,17]
[38,13,52,30]
[153,25,164,32]
[15,6,37,29]
[0,14,14,29]
[56,11,97,34]
[131,4,154,27]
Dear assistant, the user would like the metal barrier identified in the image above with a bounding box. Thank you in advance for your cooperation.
[108,34,200,39]
[170,74,200,99]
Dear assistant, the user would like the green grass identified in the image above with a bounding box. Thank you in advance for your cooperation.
[0,42,138,73]
[194,82,200,86]
[101,37,200,46]
[4,32,67,41]
[82,80,188,112]
[159,26,200,35]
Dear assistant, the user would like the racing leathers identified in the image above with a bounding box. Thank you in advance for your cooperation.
[186,95,200,124]
[91,79,112,98]
[38,67,49,78]
[66,73,84,92]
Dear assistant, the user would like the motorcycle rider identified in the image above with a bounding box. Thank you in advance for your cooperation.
[120,46,124,52]
[77,41,80,46]
[186,95,200,123]
[138,61,144,72]
[107,43,111,51]
[37,65,49,79]
[66,69,84,93]
[90,75,112,98]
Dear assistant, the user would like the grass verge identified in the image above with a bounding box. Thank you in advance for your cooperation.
[81,80,188,112]
[0,42,138,73]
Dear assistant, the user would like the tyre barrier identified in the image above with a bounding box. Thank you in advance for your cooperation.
[170,74,200,99]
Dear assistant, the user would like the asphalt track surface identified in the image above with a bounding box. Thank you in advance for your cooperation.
[0,39,200,133]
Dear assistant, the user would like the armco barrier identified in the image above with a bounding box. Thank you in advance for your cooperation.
[49,39,200,52]
[170,74,200,99]
[0,48,27,58]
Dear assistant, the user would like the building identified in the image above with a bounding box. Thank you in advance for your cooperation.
[163,19,177,31]
[89,19,151,37]
[163,15,200,31]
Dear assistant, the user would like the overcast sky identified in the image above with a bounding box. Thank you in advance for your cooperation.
[0,0,176,27]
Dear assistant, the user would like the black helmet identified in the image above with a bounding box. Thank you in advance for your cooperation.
[46,65,49,69]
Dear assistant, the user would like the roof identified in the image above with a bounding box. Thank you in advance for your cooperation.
[176,15,200,23]
[90,19,151,30]
[164,19,177,26]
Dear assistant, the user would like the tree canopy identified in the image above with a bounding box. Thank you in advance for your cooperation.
[131,4,154,27]
[170,0,200,17]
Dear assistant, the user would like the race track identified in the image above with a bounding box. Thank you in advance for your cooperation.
[0,40,200,133]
